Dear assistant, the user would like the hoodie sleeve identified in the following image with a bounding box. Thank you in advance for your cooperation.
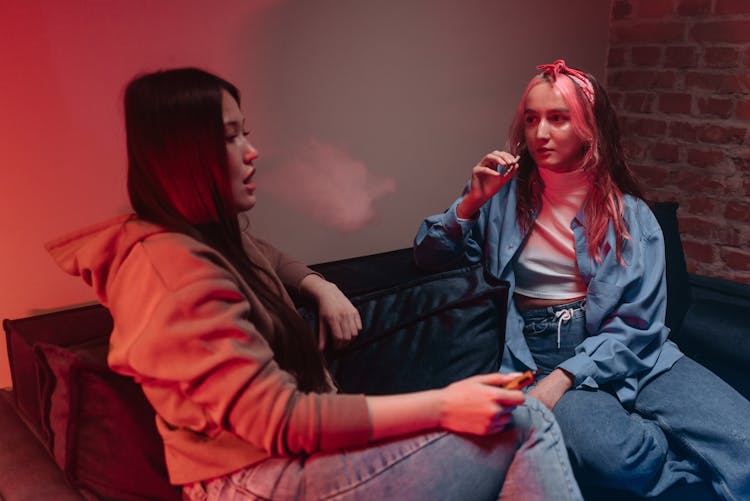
[246,235,321,293]
[106,237,371,456]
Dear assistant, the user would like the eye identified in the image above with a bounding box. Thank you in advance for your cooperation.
[524,115,538,125]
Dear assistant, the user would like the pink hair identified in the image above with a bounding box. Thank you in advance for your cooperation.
[508,67,639,264]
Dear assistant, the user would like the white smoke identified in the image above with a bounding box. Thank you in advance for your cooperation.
[258,139,396,232]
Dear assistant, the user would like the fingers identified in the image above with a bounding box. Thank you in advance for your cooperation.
[320,308,362,350]
[488,410,514,434]
[479,150,520,172]
[317,317,328,351]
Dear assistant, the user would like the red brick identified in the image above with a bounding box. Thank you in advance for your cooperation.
[608,91,624,109]
[631,164,671,185]
[721,247,750,270]
[626,117,668,137]
[669,121,698,141]
[681,238,715,262]
[612,22,685,44]
[609,70,677,90]
[716,0,750,15]
[733,153,750,173]
[651,142,681,162]
[697,124,747,144]
[685,71,750,93]
[639,0,676,17]
[690,21,750,43]
[745,47,750,67]
[744,180,750,196]
[664,46,698,68]
[679,215,742,246]
[736,100,750,120]
[658,92,693,113]
[676,172,729,193]
[612,0,633,20]
[704,47,740,68]
[684,258,699,274]
[725,201,750,222]
[677,0,712,16]
[686,148,724,167]
[632,46,662,66]
[623,139,647,161]
[608,47,626,68]
[624,93,655,113]
[697,97,733,118]
[728,273,750,285]
[685,197,716,215]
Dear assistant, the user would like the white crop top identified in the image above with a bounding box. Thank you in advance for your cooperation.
[514,167,592,300]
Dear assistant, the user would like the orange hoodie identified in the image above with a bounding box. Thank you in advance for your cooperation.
[46,215,371,484]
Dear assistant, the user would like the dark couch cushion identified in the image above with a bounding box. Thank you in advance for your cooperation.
[322,263,509,395]
[650,201,691,336]
[3,305,112,442]
[33,338,181,501]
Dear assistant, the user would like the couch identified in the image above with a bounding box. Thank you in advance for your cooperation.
[1,202,748,501]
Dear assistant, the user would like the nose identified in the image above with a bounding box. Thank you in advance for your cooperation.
[536,119,550,139]
[244,142,259,164]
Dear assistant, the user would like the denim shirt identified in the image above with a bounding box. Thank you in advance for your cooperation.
[413,178,683,408]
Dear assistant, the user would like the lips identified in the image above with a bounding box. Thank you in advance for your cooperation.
[243,166,256,185]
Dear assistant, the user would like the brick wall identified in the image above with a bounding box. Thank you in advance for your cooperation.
[607,0,750,282]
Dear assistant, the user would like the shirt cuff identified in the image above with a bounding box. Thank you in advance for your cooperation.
[442,199,478,236]
[558,353,599,390]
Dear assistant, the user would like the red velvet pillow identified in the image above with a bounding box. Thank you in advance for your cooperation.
[34,340,181,501]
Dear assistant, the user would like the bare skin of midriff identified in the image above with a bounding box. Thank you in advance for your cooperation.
[513,293,586,312]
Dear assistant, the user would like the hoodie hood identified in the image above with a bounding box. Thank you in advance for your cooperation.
[46,214,164,306]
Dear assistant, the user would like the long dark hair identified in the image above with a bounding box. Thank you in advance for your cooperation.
[124,68,328,392]
[507,71,642,264]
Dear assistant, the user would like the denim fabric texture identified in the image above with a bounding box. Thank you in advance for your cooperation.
[521,304,750,500]
[182,397,583,501]
[413,179,683,407]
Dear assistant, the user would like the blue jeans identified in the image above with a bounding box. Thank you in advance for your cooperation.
[521,301,750,500]
[182,397,582,500]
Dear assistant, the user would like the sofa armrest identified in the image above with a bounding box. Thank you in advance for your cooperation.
[673,274,750,401]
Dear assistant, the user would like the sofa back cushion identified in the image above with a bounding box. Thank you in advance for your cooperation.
[320,263,509,394]
[650,201,691,336]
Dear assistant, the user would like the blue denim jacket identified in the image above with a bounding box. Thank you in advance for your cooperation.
[413,178,683,408]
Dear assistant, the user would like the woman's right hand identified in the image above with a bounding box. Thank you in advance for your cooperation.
[457,150,520,219]
[438,373,526,435]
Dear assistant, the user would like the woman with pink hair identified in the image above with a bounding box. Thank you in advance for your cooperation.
[415,60,750,499]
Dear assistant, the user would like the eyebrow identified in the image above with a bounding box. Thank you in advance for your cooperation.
[524,108,570,113]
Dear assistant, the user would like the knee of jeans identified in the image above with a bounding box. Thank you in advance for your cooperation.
[512,395,559,438]
[573,419,669,489]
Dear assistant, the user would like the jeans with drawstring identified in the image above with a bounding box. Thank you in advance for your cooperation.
[520,299,750,500]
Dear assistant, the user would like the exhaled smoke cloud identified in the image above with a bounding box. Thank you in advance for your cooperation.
[258,139,396,232]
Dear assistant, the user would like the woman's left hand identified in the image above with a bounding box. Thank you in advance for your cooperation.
[527,368,574,410]
[300,274,362,350]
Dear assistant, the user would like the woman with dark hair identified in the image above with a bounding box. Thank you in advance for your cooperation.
[47,67,582,500]
[414,60,750,499]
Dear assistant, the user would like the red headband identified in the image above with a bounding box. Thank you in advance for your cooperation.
[536,59,595,104]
